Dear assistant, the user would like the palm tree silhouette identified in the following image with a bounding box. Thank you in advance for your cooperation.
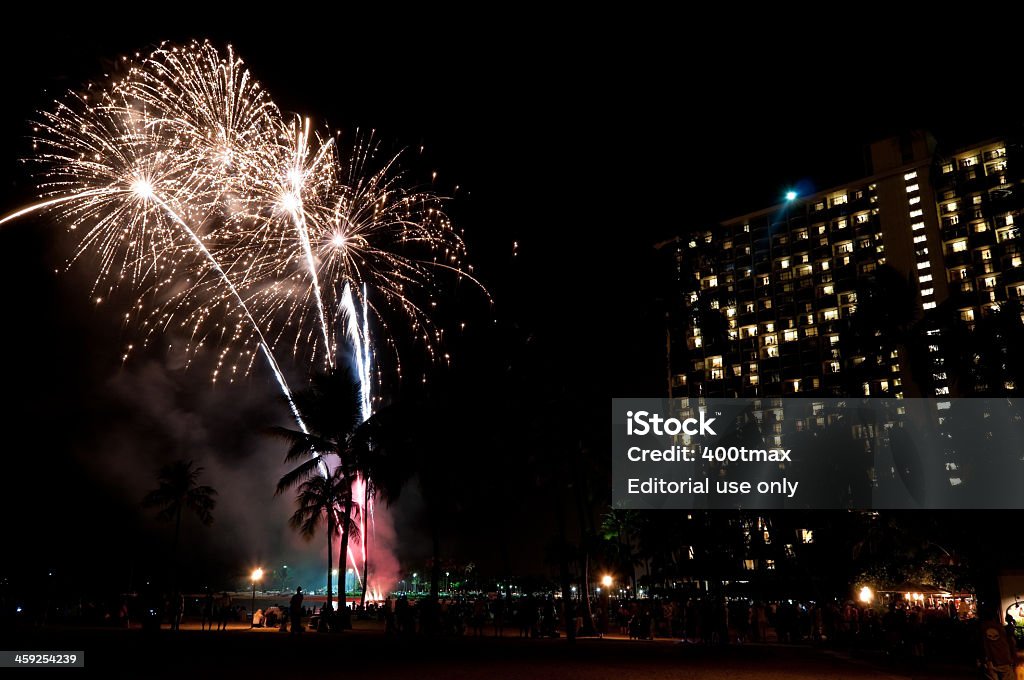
[288,467,358,618]
[142,459,217,630]
[269,373,365,618]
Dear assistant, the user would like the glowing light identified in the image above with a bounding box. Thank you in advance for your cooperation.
[251,568,264,582]
[785,190,798,201]
[279,192,300,213]
[601,574,613,588]
[859,586,873,604]
[131,179,154,200]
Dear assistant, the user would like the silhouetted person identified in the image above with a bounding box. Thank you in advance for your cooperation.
[217,592,231,630]
[289,587,304,635]
[201,590,214,631]
[980,609,1018,680]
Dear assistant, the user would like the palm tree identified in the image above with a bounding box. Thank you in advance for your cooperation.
[288,467,359,616]
[269,373,364,618]
[142,459,217,630]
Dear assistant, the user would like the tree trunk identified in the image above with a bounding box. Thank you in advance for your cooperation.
[326,510,334,614]
[430,519,441,599]
[580,549,595,634]
[171,504,182,631]
[554,490,576,643]
[336,489,354,626]
[359,484,371,609]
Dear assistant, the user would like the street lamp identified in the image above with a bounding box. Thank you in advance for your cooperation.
[250,568,263,628]
[601,574,613,588]
[785,190,798,201]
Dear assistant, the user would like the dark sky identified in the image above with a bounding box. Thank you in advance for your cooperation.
[1,16,1019,592]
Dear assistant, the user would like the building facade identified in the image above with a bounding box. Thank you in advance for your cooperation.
[664,131,1023,401]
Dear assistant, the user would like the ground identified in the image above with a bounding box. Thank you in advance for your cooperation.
[6,619,981,679]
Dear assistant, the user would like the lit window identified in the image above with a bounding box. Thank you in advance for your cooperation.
[981,249,992,260]
[822,284,834,295]
[909,196,921,205]
[820,261,830,271]
[973,195,983,205]
[921,288,934,297]
[1013,256,1022,268]
[711,368,724,380]
[961,309,975,321]
[836,242,853,254]
[984,276,997,288]
[912,221,925,231]
[913,234,927,243]
[923,301,937,310]
[766,345,779,358]
[909,209,923,218]
[906,184,920,193]
[783,329,798,342]
[829,361,841,373]
[917,262,931,270]
[951,240,968,253]
[946,202,958,213]
[801,529,814,544]
[832,193,848,206]
[941,163,953,174]
[780,259,790,269]
[903,171,918,181]
[836,219,847,229]
[919,274,933,283]
[823,309,839,321]
[760,276,770,286]
[762,334,777,345]
[855,213,869,223]
[962,156,977,167]
[763,322,775,333]
[829,335,839,345]
[805,326,818,337]
[725,306,736,317]
[1008,215,1015,226]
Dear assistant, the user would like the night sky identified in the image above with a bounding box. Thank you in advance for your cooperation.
[1,16,1018,592]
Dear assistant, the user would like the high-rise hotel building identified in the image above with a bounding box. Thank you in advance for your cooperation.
[664,131,1023,400]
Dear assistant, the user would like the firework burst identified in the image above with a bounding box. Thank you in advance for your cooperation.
[1,40,488,598]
